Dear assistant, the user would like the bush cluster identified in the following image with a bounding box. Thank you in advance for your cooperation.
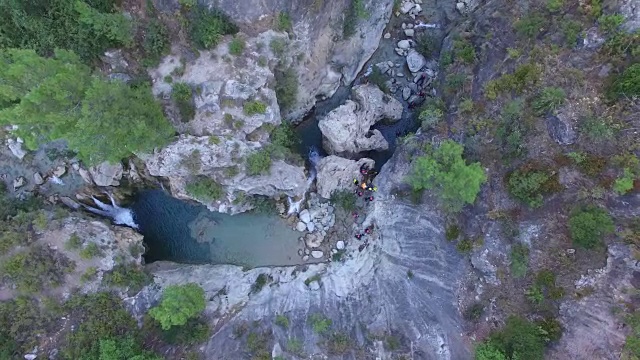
[568,205,614,249]
[506,164,560,208]
[185,176,224,201]
[189,6,238,49]
[172,83,196,122]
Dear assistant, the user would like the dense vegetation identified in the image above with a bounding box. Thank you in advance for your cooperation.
[0,49,174,165]
[0,0,132,61]
[149,283,206,330]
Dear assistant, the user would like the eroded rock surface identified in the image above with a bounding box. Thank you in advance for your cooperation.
[549,244,638,359]
[316,156,375,198]
[144,39,307,212]
[318,84,403,156]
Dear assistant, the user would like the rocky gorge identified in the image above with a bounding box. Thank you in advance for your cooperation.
[1,0,640,358]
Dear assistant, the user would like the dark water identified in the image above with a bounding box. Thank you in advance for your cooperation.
[131,190,306,267]
[295,83,418,171]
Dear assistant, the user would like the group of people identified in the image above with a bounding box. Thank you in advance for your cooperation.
[351,163,379,248]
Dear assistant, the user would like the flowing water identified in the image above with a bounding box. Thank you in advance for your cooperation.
[131,190,308,267]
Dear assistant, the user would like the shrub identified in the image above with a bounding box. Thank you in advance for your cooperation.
[103,264,151,293]
[454,38,476,64]
[185,177,224,202]
[510,243,529,278]
[419,108,444,131]
[561,20,582,46]
[246,331,272,358]
[79,242,103,259]
[343,0,368,37]
[537,317,563,342]
[484,316,546,360]
[65,233,83,250]
[143,20,170,66]
[368,66,388,92]
[569,205,614,248]
[464,303,485,321]
[475,342,507,360]
[456,238,474,253]
[496,98,527,159]
[189,6,238,49]
[62,292,156,359]
[407,140,486,212]
[0,231,23,255]
[580,115,615,142]
[514,13,548,39]
[614,169,635,195]
[80,267,98,283]
[611,63,640,98]
[275,12,292,32]
[270,38,287,57]
[172,83,195,122]
[228,37,245,55]
[3,246,74,292]
[546,0,564,12]
[532,87,566,116]
[415,33,440,58]
[275,314,289,328]
[154,317,210,345]
[484,64,540,99]
[246,149,272,175]
[599,14,625,33]
[251,273,273,293]
[149,283,206,330]
[327,332,351,354]
[506,166,557,208]
[287,338,304,355]
[275,67,299,111]
[445,224,460,241]
[309,314,332,334]
[243,100,268,115]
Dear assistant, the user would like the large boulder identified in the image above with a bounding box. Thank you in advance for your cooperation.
[89,161,124,187]
[316,156,375,198]
[546,110,577,145]
[318,84,403,156]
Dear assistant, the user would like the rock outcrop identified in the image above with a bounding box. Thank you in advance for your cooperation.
[144,36,307,212]
[318,84,403,156]
[136,141,469,359]
[549,244,637,359]
[89,161,124,187]
[316,155,375,198]
[185,0,395,121]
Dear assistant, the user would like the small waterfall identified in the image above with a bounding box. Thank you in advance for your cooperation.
[287,147,321,215]
[82,192,139,229]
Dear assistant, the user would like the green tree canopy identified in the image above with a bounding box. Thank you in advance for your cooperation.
[98,337,161,360]
[0,0,132,61]
[408,140,487,212]
[0,49,174,165]
[149,283,206,330]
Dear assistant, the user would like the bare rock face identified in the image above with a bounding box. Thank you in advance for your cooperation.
[89,161,123,187]
[191,0,394,121]
[318,84,403,156]
[145,37,307,213]
[316,155,375,198]
[137,142,469,359]
[549,244,637,359]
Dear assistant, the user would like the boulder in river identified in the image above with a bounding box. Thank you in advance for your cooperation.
[406,49,426,73]
[316,156,375,199]
[318,84,403,156]
[311,250,324,259]
[296,222,307,232]
[299,209,311,224]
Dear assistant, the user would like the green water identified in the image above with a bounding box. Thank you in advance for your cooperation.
[131,190,306,267]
